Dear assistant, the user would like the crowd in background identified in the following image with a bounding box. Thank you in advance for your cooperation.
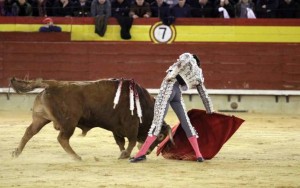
[0,0,299,19]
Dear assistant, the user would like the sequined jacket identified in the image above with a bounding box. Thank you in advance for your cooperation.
[165,53,214,113]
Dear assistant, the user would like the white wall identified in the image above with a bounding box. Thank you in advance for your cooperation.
[1,91,299,114]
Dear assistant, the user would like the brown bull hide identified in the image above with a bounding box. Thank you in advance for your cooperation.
[10,77,171,160]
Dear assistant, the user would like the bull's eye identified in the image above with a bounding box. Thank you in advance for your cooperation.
[157,134,164,141]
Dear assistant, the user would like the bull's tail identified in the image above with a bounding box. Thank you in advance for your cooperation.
[10,77,50,93]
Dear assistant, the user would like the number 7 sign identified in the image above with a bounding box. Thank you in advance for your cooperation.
[150,22,176,44]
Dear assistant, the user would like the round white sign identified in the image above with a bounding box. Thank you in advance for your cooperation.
[150,22,176,44]
[153,25,173,43]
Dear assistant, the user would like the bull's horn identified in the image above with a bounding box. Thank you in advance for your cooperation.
[167,125,175,145]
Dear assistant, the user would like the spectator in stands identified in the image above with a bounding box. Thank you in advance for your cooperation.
[277,0,300,18]
[215,0,235,18]
[151,0,175,25]
[53,0,74,16]
[45,0,56,16]
[112,0,130,17]
[29,0,47,16]
[12,0,32,16]
[129,0,152,18]
[255,0,278,18]
[0,0,5,16]
[145,0,155,4]
[73,0,91,16]
[235,0,256,18]
[92,0,111,37]
[112,0,132,39]
[3,0,15,16]
[171,0,191,17]
[150,0,170,18]
[165,0,178,7]
[0,0,6,16]
[39,17,62,32]
[91,0,111,17]
[190,0,214,18]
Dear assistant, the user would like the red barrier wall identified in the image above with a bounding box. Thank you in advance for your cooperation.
[1,18,300,90]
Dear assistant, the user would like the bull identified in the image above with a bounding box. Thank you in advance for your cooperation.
[10,77,173,160]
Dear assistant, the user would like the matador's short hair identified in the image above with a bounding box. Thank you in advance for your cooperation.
[192,54,200,66]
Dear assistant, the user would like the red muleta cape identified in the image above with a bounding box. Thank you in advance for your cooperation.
[156,109,245,160]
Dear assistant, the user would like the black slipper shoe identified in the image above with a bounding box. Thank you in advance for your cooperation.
[129,155,146,163]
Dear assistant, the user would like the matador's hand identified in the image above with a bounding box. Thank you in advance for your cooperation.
[165,78,172,82]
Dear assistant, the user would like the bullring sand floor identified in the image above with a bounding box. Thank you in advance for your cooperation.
[0,111,299,188]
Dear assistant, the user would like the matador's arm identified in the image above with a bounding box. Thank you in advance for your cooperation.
[196,82,214,114]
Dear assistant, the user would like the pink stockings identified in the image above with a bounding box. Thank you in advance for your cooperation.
[188,136,203,158]
[134,135,203,160]
[134,135,157,158]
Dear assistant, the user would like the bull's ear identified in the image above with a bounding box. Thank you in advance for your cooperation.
[157,133,164,141]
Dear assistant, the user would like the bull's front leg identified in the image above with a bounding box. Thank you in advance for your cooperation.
[119,137,137,159]
[113,133,126,152]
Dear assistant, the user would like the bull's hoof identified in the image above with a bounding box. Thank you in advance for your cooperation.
[119,150,130,159]
[73,156,82,161]
[12,148,21,158]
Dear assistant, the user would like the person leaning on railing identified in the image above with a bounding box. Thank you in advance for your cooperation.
[91,0,111,17]
[112,0,133,40]
[112,0,130,17]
